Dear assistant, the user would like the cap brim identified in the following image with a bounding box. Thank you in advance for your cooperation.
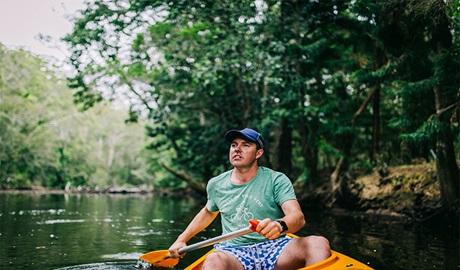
[225,130,251,143]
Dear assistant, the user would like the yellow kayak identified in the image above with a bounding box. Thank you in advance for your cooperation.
[184,234,374,270]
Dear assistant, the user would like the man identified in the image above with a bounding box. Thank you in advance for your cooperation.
[169,128,330,269]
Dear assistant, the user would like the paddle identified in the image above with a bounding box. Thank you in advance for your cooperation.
[139,219,259,267]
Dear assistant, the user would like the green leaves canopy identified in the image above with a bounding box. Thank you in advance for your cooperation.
[63,0,459,196]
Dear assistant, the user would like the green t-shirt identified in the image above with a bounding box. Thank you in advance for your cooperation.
[206,166,297,246]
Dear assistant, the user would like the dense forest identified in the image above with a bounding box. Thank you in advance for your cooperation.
[1,0,459,217]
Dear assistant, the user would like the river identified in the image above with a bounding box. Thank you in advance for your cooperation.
[0,192,458,269]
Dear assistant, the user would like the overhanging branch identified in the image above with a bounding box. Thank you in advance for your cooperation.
[160,162,206,193]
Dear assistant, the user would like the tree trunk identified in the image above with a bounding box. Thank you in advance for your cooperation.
[328,156,344,206]
[298,119,319,183]
[433,84,460,209]
[371,86,380,162]
[277,119,293,177]
[371,46,386,163]
[430,0,460,211]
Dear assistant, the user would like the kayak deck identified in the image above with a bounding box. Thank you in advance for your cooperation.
[184,234,373,270]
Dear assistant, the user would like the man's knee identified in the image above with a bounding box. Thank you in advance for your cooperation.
[204,251,225,262]
[305,235,330,250]
[276,236,331,268]
[296,236,331,266]
[202,252,226,267]
[202,251,242,270]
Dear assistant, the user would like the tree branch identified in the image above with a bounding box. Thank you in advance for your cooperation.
[160,162,206,193]
[351,87,378,126]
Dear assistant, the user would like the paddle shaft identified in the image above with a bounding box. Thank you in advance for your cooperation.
[139,220,259,266]
[178,226,254,254]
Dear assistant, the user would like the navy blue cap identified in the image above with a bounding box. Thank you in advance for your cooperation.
[225,128,265,149]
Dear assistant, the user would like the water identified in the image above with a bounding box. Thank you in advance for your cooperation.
[0,192,458,269]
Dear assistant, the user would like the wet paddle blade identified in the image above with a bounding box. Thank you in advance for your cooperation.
[139,250,180,267]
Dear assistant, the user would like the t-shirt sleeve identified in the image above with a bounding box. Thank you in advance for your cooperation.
[206,179,219,212]
[274,173,297,206]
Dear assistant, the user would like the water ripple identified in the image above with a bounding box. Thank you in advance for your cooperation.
[37,219,86,224]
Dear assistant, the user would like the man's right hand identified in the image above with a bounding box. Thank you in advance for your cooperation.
[168,240,187,258]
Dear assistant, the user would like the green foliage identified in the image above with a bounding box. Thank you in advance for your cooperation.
[61,0,459,190]
[402,116,440,145]
[3,0,458,194]
[0,44,151,189]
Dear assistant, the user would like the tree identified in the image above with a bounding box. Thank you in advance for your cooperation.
[377,0,459,211]
[64,0,284,192]
[64,0,383,187]
[63,0,459,213]
[0,44,150,189]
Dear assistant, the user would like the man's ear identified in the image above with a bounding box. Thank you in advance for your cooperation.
[256,149,264,159]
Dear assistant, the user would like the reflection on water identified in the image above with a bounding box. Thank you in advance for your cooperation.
[53,261,136,270]
[38,219,86,224]
[0,193,204,269]
[0,193,458,270]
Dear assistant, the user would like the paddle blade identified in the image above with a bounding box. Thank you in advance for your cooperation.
[139,250,180,267]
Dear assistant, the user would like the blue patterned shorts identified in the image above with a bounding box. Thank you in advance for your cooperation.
[214,236,294,270]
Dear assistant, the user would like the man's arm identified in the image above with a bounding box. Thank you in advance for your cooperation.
[256,199,305,240]
[278,199,306,233]
[168,206,219,257]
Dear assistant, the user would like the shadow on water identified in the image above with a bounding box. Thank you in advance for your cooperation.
[0,192,458,270]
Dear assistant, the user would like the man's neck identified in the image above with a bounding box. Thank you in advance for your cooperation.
[231,164,259,184]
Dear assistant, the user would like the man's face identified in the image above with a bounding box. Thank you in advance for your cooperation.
[229,137,264,168]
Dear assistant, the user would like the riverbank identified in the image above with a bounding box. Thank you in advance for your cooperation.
[303,163,460,226]
[2,162,457,224]
[0,184,199,197]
